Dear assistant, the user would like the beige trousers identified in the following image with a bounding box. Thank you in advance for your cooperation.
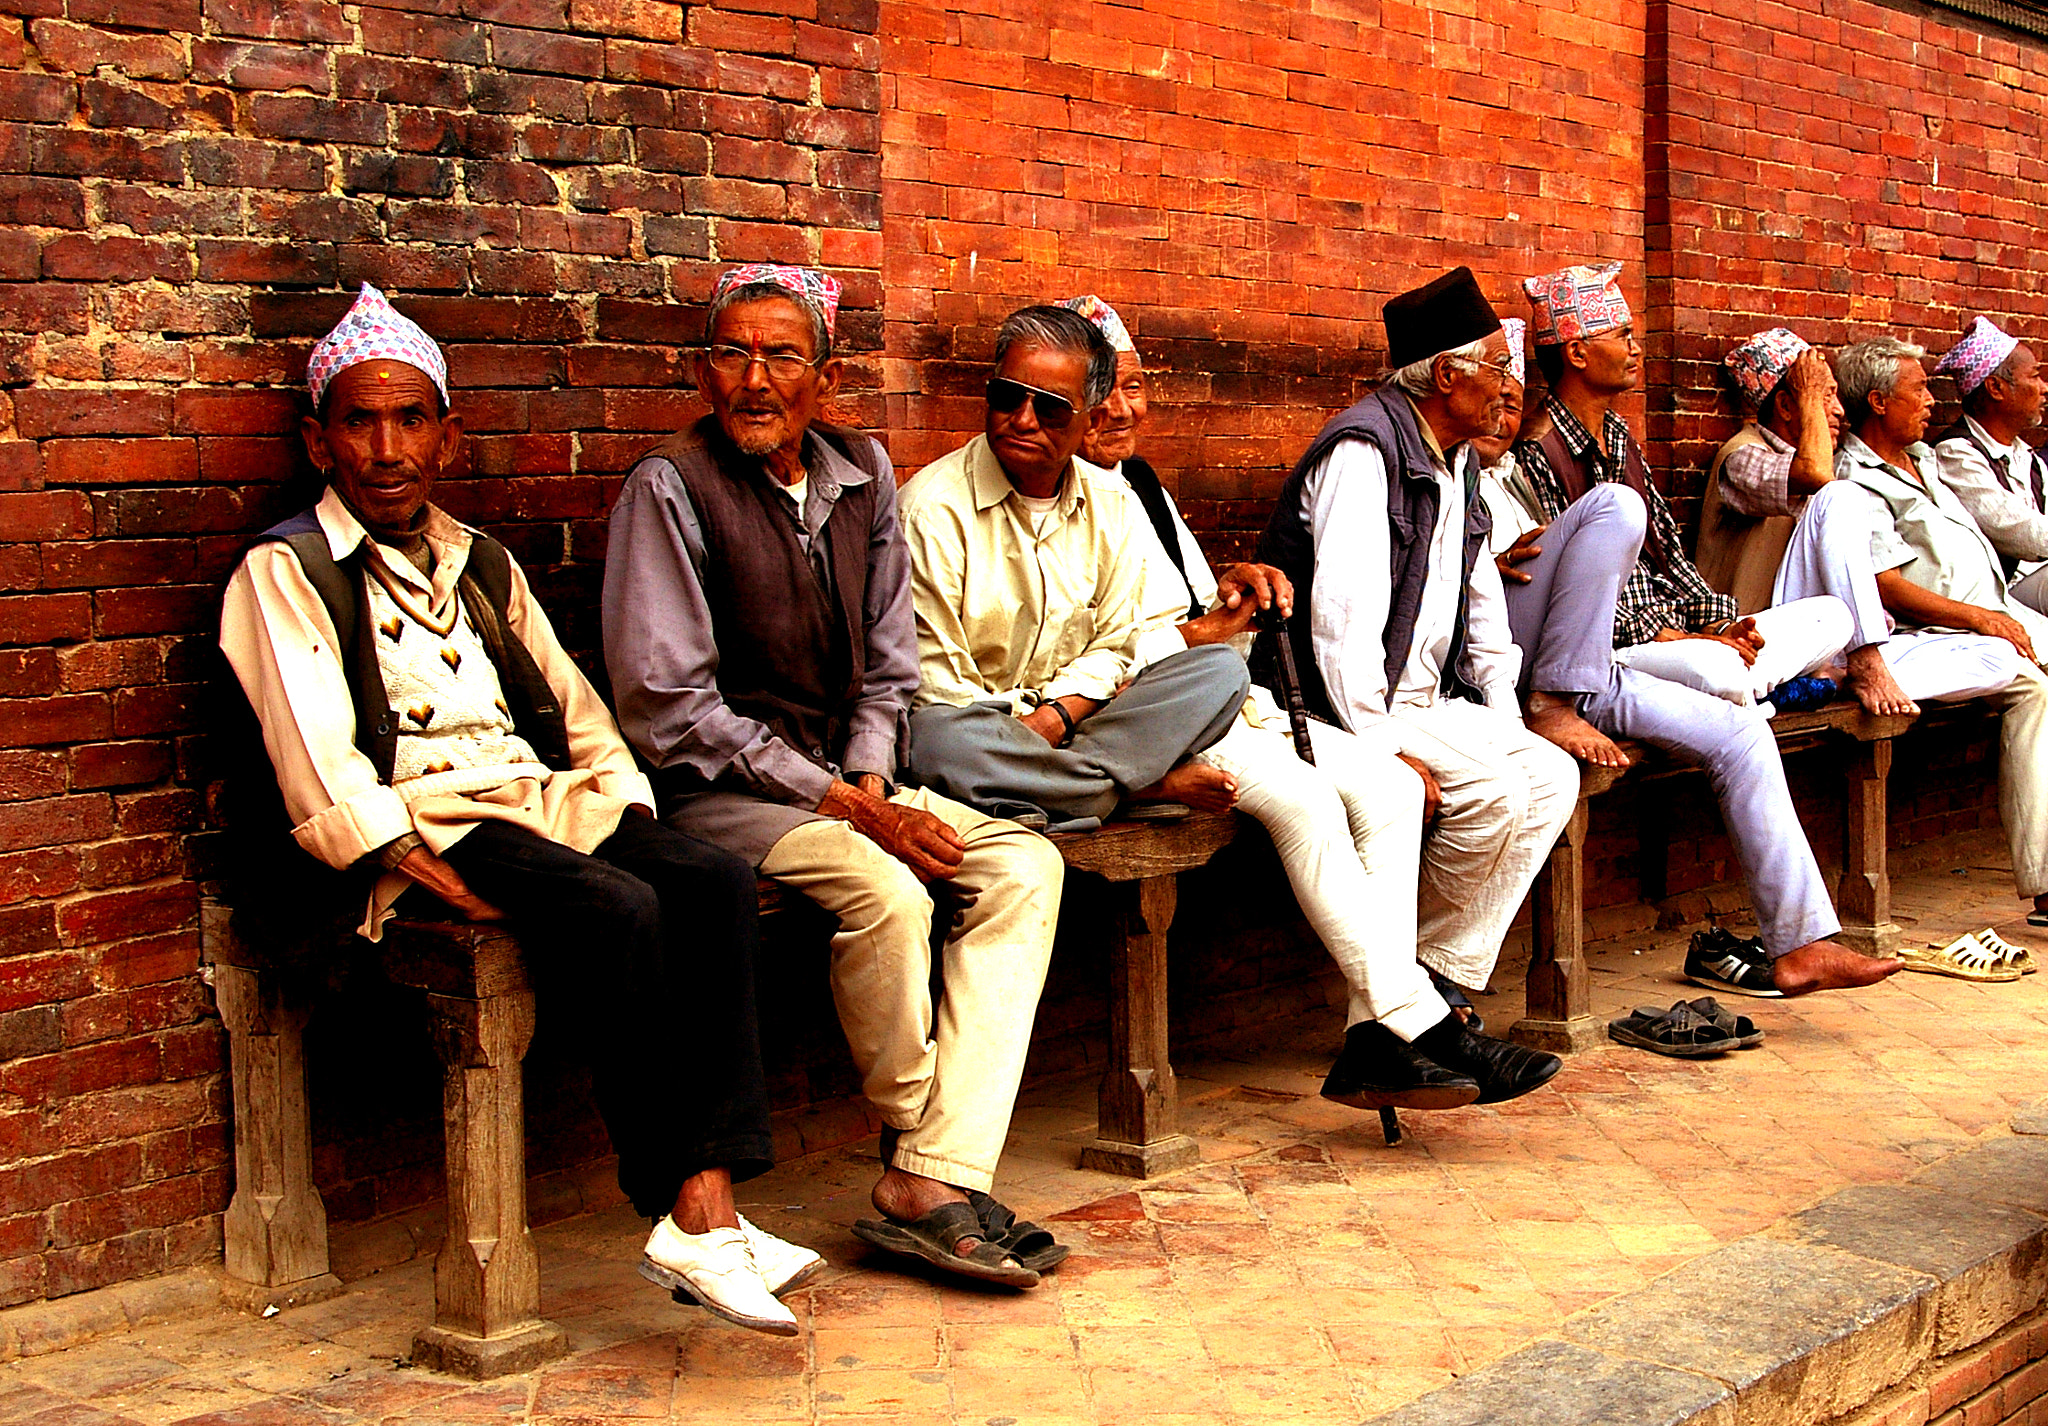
[759,787,1063,1193]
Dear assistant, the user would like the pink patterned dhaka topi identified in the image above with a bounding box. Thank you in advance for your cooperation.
[712,264,843,339]
[307,283,449,410]
[1061,294,1136,354]
[1523,262,1631,346]
[1935,316,2021,395]
[1724,327,1812,409]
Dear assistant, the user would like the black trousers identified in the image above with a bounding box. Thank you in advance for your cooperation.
[436,811,774,1218]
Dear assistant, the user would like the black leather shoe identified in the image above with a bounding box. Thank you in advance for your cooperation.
[1415,1020,1562,1105]
[1320,1021,1481,1111]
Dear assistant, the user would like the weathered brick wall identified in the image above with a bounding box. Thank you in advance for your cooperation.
[1650,0,2048,502]
[877,0,1652,560]
[0,0,882,1308]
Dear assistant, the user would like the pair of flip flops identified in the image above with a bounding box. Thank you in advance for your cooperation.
[1607,997,1762,1058]
[1900,929,2034,981]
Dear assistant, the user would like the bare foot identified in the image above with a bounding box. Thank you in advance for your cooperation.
[872,1166,1006,1259]
[1845,644,1918,718]
[1137,761,1239,813]
[1524,691,1629,768]
[1771,939,1904,995]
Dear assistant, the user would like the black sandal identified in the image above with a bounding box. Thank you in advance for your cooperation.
[964,1190,1070,1274]
[850,1202,1041,1288]
[1607,1001,1739,1058]
[1683,996,1763,1048]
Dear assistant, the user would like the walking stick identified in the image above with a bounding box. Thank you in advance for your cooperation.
[1256,608,1401,1147]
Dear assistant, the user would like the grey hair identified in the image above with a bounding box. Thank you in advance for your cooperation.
[704,281,832,362]
[1834,337,1926,426]
[1384,337,1494,400]
[1964,343,2031,412]
[994,305,1116,408]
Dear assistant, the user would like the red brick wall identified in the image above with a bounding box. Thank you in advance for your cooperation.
[0,0,882,1309]
[877,0,1652,560]
[1649,0,2048,503]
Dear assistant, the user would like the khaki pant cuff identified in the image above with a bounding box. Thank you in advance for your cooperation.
[889,1144,996,1195]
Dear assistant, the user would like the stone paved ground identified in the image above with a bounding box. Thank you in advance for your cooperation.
[4,831,2047,1426]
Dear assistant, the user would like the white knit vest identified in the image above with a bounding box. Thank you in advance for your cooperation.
[363,573,542,788]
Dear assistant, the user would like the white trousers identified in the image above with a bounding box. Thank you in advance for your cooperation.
[1871,629,2045,899]
[1197,717,1446,1039]
[1613,596,1852,707]
[1383,699,1580,991]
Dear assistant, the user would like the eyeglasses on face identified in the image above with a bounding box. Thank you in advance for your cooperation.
[704,345,821,382]
[986,377,1079,428]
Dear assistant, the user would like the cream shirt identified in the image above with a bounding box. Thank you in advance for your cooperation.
[220,487,654,937]
[897,435,1179,714]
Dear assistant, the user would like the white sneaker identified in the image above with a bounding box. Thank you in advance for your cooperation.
[737,1213,825,1296]
[639,1218,798,1336]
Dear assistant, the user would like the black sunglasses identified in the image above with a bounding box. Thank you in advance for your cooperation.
[986,377,1079,428]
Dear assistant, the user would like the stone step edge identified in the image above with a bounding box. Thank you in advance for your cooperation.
[1369,1099,2048,1426]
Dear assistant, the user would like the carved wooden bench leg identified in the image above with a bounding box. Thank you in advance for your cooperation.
[1511,796,1603,1053]
[212,955,344,1314]
[1836,738,1903,956]
[395,929,568,1380]
[1081,874,1200,1178]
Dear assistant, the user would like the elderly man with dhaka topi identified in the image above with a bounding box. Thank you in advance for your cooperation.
[219,286,812,1337]
[1932,317,2048,617]
[1506,263,1899,1000]
[603,265,1071,1293]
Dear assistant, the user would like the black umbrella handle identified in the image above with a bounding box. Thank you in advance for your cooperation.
[1255,607,1317,766]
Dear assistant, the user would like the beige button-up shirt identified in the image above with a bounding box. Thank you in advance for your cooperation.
[220,487,653,936]
[896,435,1181,713]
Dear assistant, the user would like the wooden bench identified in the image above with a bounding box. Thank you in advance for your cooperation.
[205,903,570,1379]
[1508,698,1930,1052]
[202,811,1246,1372]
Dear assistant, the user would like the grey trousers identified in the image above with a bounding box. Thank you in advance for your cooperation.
[907,644,1250,829]
[1506,482,1646,698]
[1585,668,1840,957]
[1506,482,1839,957]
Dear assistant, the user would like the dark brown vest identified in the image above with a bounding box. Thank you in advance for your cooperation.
[639,417,883,786]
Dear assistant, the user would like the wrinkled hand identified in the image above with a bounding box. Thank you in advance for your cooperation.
[817,780,966,882]
[1495,525,1547,584]
[1655,623,1763,667]
[1969,607,2039,663]
[1395,753,1443,825]
[1183,563,1294,646]
[396,846,505,922]
[1785,348,1831,402]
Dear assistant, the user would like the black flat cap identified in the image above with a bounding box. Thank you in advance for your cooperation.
[1383,267,1502,369]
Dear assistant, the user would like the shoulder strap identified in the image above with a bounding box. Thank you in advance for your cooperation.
[1120,456,1204,620]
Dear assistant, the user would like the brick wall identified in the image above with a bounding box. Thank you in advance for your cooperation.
[0,0,882,1308]
[1,0,2040,1310]
[876,0,1651,560]
[1650,0,2048,506]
